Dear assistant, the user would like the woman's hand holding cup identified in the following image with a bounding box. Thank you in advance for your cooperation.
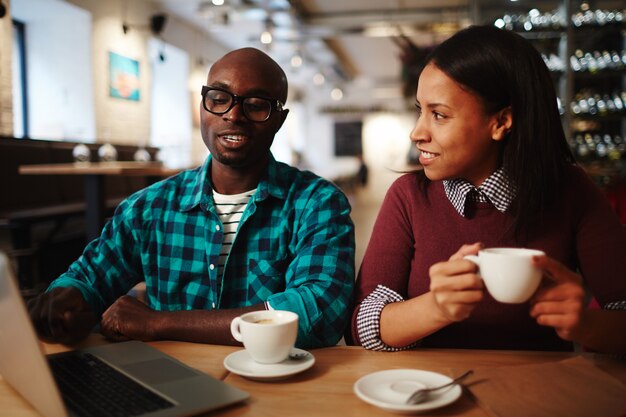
[429,243,485,323]
[431,244,588,344]
[529,255,586,342]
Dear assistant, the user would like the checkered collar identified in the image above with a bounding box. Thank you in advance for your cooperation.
[443,168,516,217]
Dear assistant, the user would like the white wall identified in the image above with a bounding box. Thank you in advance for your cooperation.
[0,1,13,137]
[149,39,192,168]
[12,0,95,141]
[272,100,306,165]
[11,25,22,137]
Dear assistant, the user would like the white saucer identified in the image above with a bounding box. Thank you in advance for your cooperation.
[224,348,315,381]
[354,369,462,414]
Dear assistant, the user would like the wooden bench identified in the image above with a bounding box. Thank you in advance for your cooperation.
[0,137,159,293]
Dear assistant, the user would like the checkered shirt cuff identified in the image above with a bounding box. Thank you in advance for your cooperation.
[356,285,418,351]
[605,300,626,310]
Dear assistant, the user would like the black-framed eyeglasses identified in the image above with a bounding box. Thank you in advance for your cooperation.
[201,86,284,122]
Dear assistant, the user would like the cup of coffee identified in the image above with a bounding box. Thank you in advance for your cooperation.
[230,310,298,364]
[464,248,545,303]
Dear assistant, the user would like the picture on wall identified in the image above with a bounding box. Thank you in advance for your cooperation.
[334,120,363,156]
[109,51,140,101]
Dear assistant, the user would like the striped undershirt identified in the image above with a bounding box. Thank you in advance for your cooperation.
[212,188,256,291]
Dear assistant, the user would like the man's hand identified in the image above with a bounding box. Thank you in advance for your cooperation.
[530,255,586,341]
[429,243,485,323]
[27,287,97,345]
[100,295,160,342]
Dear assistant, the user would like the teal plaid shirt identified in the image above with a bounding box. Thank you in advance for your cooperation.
[49,154,355,348]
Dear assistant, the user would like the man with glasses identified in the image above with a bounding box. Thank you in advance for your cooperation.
[28,48,355,349]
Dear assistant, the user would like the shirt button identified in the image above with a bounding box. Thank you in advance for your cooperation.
[215,225,221,231]
[209,264,215,270]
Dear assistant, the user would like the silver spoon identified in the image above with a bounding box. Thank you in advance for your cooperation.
[406,370,473,405]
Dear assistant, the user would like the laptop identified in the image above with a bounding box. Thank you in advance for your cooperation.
[0,252,249,417]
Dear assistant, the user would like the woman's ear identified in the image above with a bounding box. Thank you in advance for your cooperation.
[491,106,513,141]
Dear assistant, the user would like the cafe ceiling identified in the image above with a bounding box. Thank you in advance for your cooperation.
[153,0,571,107]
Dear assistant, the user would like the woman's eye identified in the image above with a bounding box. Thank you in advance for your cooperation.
[433,112,445,120]
[414,104,422,117]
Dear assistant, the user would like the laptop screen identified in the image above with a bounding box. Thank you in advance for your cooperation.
[0,252,69,417]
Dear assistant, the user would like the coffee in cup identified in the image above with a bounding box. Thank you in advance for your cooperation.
[230,310,298,364]
[465,248,545,303]
[253,319,275,325]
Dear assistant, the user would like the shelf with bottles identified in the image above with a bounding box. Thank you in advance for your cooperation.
[570,132,625,159]
[570,88,626,117]
[571,6,625,28]
[569,49,626,74]
[495,2,626,198]
[495,5,625,75]
[495,8,567,33]
[539,45,626,88]
[495,4,624,31]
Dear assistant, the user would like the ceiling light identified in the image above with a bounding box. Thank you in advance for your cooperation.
[331,87,343,101]
[212,0,224,5]
[313,73,325,85]
[363,24,403,38]
[290,54,303,68]
[260,31,272,44]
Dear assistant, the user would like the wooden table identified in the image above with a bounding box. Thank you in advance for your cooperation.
[2,338,625,417]
[219,347,626,417]
[19,162,182,241]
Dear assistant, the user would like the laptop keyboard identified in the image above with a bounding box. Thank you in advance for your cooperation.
[48,353,175,417]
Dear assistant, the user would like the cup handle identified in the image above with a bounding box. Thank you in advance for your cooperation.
[230,317,243,342]
[464,254,480,266]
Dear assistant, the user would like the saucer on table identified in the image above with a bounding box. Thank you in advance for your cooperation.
[354,369,462,414]
[223,348,315,381]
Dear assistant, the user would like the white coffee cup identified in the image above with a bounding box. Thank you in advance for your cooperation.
[464,247,545,304]
[230,310,298,364]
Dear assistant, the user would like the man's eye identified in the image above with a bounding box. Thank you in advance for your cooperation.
[246,103,264,111]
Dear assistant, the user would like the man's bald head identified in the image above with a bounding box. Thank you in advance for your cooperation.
[211,47,288,103]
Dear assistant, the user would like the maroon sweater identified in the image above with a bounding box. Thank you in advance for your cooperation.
[349,165,626,351]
